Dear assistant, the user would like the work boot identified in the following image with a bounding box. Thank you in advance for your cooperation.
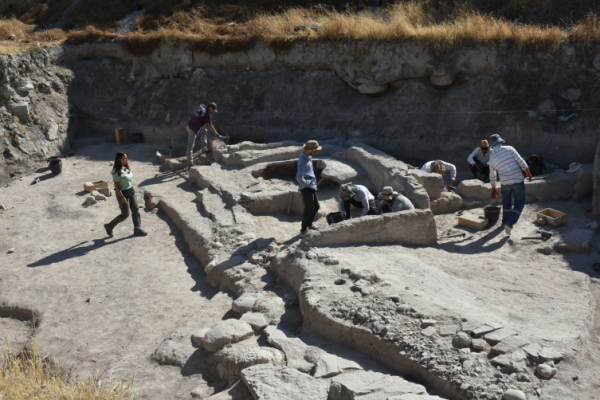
[104,224,113,237]
[308,225,317,230]
[504,225,512,236]
[134,228,148,236]
[299,229,307,236]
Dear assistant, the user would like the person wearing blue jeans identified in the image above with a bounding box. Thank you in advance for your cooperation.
[500,182,526,228]
[488,134,532,236]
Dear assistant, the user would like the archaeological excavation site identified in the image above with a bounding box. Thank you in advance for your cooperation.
[2,1,600,400]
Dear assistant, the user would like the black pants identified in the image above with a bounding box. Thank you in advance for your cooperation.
[301,188,320,231]
[343,198,377,218]
[108,191,141,230]
[469,163,490,183]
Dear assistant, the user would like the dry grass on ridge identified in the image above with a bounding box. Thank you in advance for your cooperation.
[2,4,600,55]
[0,337,135,400]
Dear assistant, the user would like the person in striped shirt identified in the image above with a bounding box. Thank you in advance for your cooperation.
[488,134,532,236]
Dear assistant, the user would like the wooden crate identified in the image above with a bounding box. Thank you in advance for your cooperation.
[537,208,568,227]
[84,180,109,193]
[115,128,127,145]
[458,213,489,230]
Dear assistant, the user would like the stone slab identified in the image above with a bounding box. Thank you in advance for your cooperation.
[240,365,329,400]
[484,328,518,345]
[491,336,529,355]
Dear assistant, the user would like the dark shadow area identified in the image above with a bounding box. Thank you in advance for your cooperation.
[138,169,183,187]
[27,238,129,268]
[35,166,50,173]
[437,225,508,254]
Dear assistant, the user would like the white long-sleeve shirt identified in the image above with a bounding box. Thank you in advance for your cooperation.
[421,161,457,180]
[488,145,528,186]
[338,185,374,217]
[467,148,491,165]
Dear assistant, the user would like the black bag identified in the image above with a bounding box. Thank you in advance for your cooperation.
[121,187,135,198]
[326,212,344,225]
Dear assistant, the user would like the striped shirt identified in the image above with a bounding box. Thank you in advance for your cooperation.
[489,145,528,186]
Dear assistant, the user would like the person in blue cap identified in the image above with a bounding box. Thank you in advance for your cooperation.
[488,134,532,236]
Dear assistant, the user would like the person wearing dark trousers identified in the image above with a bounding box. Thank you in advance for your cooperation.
[296,140,322,236]
[338,184,377,219]
[467,140,491,182]
[104,152,147,237]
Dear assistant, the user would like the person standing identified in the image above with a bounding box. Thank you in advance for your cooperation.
[104,152,147,237]
[338,184,377,219]
[186,102,221,169]
[296,140,322,235]
[421,160,457,185]
[467,140,491,182]
[488,134,532,236]
[376,186,415,214]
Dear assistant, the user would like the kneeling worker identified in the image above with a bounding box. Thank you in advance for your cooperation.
[421,160,457,185]
[338,184,377,219]
[376,186,415,214]
[467,140,491,182]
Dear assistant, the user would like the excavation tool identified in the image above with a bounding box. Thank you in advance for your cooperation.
[521,230,553,241]
[438,232,466,240]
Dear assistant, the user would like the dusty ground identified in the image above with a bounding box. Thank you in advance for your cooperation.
[0,143,234,399]
[2,142,599,399]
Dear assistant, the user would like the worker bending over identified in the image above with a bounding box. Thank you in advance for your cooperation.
[376,186,415,214]
[421,160,457,185]
[467,140,491,182]
[338,184,377,219]
[186,102,221,169]
[488,134,532,236]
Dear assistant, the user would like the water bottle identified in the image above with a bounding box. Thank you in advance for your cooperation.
[32,177,40,184]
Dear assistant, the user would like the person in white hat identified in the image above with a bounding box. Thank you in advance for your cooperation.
[376,186,415,214]
[488,134,532,236]
[338,183,377,219]
[296,140,322,235]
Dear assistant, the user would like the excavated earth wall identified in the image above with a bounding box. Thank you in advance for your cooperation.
[3,40,600,184]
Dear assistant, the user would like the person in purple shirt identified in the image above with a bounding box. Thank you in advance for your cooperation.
[187,102,222,168]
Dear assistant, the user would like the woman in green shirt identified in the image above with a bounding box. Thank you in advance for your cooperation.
[104,152,147,237]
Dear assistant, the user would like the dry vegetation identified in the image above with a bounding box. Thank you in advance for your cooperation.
[0,338,135,400]
[1,1,600,55]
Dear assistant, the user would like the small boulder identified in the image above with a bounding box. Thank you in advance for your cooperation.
[94,193,107,201]
[240,312,269,330]
[191,328,210,348]
[1,84,16,100]
[430,73,454,87]
[536,246,553,255]
[86,196,98,205]
[453,332,472,348]
[536,361,557,379]
[17,79,34,92]
[503,389,527,400]
[538,99,557,118]
[97,187,112,197]
[203,319,254,352]
[232,293,262,314]
[559,88,581,102]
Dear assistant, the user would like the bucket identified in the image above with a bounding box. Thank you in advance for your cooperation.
[484,205,501,226]
[47,157,62,175]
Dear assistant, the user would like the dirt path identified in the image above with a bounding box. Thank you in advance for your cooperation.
[0,143,232,399]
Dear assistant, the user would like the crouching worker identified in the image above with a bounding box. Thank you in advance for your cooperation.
[296,140,322,236]
[338,184,377,219]
[421,160,457,185]
[467,140,491,182]
[376,186,415,214]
